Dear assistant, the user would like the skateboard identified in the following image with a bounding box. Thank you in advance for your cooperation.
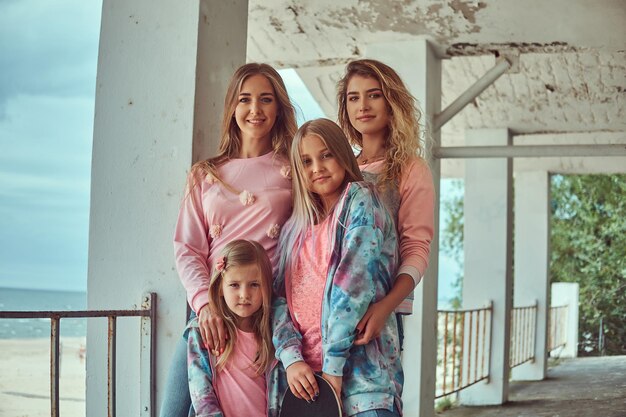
[279,373,342,417]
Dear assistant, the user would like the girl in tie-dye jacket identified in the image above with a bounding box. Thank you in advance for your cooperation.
[272,119,403,417]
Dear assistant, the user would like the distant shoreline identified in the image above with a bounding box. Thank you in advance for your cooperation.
[0,288,87,339]
[0,286,86,294]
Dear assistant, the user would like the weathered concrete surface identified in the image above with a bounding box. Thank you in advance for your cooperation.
[440,356,626,417]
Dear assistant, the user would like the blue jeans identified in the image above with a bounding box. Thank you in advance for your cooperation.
[160,310,197,417]
[159,335,191,417]
[352,403,401,417]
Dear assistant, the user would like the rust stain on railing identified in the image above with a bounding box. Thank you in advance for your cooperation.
[108,315,117,417]
[436,303,492,399]
[510,302,537,368]
[51,317,60,417]
[549,304,568,352]
[0,293,157,417]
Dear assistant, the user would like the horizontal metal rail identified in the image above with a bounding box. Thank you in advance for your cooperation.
[510,302,538,369]
[1,309,151,318]
[436,302,493,399]
[0,293,157,417]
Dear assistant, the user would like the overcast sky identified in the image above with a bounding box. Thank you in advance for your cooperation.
[0,0,101,291]
[0,1,326,292]
[0,1,459,301]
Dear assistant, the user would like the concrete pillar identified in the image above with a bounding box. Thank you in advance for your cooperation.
[87,1,247,416]
[365,39,441,417]
[460,129,512,405]
[511,171,550,381]
[551,283,579,358]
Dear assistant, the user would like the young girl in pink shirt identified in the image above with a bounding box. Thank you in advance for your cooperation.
[186,239,286,417]
[337,59,435,346]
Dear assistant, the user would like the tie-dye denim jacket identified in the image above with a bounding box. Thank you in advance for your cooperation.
[272,181,403,416]
[185,318,288,417]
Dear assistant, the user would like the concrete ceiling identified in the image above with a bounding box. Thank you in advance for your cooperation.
[246,0,626,176]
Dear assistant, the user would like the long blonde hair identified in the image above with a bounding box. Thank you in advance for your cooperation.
[278,119,363,276]
[208,239,274,374]
[337,59,424,186]
[187,63,298,194]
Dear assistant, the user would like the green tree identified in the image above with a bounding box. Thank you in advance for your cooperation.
[550,174,626,355]
[440,174,626,355]
[440,179,464,309]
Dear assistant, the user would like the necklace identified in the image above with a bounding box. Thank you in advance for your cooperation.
[358,151,386,164]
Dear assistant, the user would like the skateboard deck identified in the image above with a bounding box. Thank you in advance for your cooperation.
[279,373,342,417]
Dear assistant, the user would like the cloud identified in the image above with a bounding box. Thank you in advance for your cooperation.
[0,0,100,291]
[0,0,101,117]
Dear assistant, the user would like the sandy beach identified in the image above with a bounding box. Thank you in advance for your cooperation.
[0,337,86,417]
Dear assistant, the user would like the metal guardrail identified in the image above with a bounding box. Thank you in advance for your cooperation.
[436,302,492,399]
[0,292,157,417]
[548,304,568,352]
[510,302,538,368]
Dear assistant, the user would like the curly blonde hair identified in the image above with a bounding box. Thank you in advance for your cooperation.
[337,59,424,186]
[187,63,297,195]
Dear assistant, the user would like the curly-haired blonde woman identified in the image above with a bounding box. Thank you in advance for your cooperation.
[337,59,435,347]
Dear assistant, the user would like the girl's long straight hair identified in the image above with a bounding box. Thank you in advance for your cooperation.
[208,240,274,374]
[278,118,363,277]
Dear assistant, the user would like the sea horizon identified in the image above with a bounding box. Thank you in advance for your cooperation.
[0,287,87,339]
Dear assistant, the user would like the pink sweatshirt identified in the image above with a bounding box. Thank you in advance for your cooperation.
[213,329,266,417]
[361,157,435,286]
[174,152,292,313]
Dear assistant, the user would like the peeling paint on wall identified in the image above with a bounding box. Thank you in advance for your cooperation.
[448,0,487,24]
[447,42,578,56]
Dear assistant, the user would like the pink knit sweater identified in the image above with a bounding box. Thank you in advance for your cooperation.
[174,152,292,313]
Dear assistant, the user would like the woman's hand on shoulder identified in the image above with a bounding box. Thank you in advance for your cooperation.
[198,304,227,355]
[286,361,319,402]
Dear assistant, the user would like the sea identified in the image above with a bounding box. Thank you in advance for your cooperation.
[0,287,87,339]
[0,286,456,339]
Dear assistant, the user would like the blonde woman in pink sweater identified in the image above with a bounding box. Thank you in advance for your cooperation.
[161,63,297,417]
[337,59,435,347]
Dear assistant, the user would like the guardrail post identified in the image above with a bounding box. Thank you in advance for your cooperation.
[51,316,60,417]
[108,316,117,417]
[140,293,157,417]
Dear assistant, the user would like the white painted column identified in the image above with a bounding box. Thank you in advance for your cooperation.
[460,129,512,405]
[511,171,550,381]
[87,1,247,416]
[366,39,441,417]
[551,283,579,358]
